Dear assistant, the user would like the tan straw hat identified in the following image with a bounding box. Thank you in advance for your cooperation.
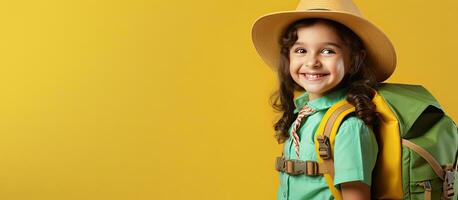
[251,0,396,82]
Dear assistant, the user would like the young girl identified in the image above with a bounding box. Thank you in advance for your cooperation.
[252,0,397,199]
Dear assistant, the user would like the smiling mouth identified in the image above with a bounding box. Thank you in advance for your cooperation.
[300,73,329,81]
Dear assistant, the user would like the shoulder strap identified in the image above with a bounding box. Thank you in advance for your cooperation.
[402,139,445,179]
[314,100,354,200]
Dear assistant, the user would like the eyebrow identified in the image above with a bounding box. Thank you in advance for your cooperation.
[293,41,342,49]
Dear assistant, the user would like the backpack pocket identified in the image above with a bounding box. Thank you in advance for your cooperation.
[403,147,446,200]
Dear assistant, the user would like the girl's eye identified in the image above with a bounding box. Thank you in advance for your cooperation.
[321,49,336,55]
[294,48,306,54]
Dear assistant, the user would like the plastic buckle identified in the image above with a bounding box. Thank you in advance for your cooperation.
[285,159,306,175]
[275,156,285,172]
[419,180,432,192]
[285,160,297,175]
[278,159,321,176]
[317,135,331,160]
[444,169,455,198]
[305,161,319,176]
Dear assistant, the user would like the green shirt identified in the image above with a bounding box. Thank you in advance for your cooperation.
[277,87,378,200]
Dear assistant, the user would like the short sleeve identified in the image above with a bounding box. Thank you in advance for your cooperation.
[332,115,378,187]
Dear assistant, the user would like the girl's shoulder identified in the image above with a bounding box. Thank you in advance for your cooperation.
[336,114,373,137]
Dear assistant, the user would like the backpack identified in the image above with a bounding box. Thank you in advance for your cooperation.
[314,83,458,200]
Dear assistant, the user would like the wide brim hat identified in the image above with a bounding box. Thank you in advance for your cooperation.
[251,0,396,82]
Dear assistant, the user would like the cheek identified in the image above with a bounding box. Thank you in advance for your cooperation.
[289,64,298,80]
[329,59,347,79]
[289,59,301,74]
[338,61,346,75]
[343,52,352,73]
[338,59,347,73]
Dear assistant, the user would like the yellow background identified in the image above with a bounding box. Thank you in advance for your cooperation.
[0,0,456,199]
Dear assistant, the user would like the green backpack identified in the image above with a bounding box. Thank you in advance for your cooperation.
[311,83,458,200]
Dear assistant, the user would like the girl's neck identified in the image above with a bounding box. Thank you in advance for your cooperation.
[308,85,347,101]
[308,93,321,101]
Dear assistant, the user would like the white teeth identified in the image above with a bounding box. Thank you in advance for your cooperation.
[304,74,327,78]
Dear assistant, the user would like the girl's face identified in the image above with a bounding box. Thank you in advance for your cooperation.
[289,22,350,100]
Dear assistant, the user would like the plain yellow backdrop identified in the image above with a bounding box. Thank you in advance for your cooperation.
[0,0,456,199]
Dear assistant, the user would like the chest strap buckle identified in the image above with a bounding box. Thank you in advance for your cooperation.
[275,156,322,176]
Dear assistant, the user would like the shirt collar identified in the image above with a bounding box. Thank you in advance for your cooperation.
[293,86,349,114]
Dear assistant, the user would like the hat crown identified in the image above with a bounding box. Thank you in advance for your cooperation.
[296,0,362,16]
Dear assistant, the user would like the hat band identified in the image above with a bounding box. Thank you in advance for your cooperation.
[306,8,330,11]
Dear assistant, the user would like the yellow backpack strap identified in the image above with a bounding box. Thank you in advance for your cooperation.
[314,99,355,200]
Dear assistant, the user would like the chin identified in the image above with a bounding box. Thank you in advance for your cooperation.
[299,82,326,92]
[302,86,331,96]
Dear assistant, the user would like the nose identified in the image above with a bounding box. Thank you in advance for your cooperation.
[303,53,321,68]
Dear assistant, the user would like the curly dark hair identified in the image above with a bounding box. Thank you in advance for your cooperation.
[270,18,379,144]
